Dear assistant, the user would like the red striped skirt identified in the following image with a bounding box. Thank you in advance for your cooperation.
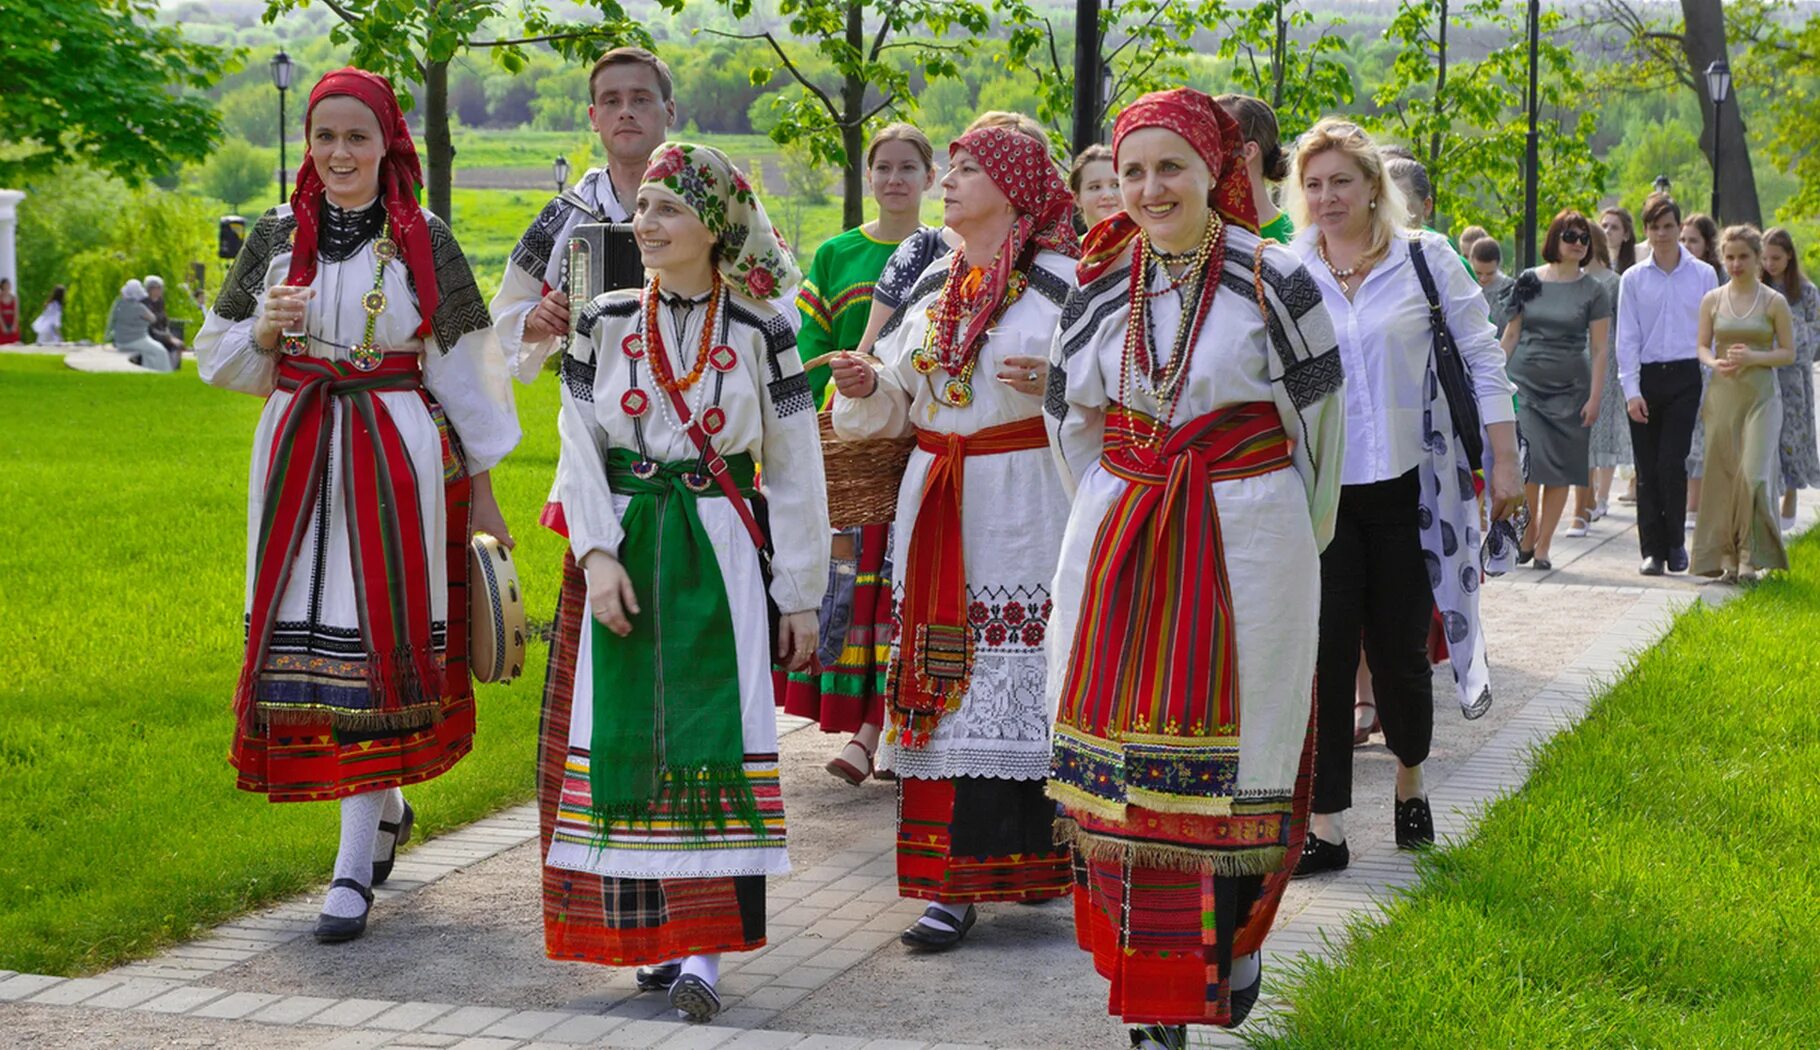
[773,522,892,734]
[896,775,1070,904]
[538,552,765,965]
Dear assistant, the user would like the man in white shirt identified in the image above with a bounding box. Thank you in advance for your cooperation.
[1616,192,1718,576]
[490,46,676,381]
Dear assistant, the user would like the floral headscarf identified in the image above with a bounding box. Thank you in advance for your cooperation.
[287,68,439,338]
[945,125,1080,365]
[1078,88,1259,284]
[641,142,800,302]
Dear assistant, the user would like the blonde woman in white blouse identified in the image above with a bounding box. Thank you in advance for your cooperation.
[1286,119,1521,876]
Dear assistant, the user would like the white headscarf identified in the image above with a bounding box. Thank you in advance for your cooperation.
[143,275,164,291]
[121,279,148,302]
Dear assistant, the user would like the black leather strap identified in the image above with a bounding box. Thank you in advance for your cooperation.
[330,877,374,904]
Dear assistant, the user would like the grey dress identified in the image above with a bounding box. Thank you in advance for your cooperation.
[1507,270,1612,487]
[106,298,174,372]
[1586,268,1630,468]
[1776,279,1820,490]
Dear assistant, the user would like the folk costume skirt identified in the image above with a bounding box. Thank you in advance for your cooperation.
[231,356,474,802]
[538,460,787,967]
[773,521,893,734]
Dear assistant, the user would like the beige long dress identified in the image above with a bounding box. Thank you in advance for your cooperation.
[1691,285,1789,576]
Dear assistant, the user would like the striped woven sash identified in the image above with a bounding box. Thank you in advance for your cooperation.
[1049,401,1292,820]
[234,353,443,735]
[889,415,1050,746]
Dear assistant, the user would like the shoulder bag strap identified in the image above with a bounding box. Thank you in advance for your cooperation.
[1408,239,1487,466]
[654,380,771,556]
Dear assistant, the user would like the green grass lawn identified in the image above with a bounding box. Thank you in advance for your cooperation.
[0,355,568,976]
[1255,532,1820,1048]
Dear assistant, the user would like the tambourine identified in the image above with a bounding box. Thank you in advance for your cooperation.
[467,533,526,684]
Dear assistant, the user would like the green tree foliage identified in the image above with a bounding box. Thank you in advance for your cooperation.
[0,0,232,186]
[1369,0,1605,244]
[1736,1,1820,220]
[699,0,993,229]
[1207,0,1355,136]
[217,84,284,148]
[199,138,277,211]
[16,169,214,343]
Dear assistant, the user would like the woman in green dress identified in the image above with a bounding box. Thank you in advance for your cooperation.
[1499,210,1612,570]
[1691,225,1795,582]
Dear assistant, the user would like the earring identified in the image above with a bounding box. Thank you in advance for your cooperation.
[1370,200,1378,210]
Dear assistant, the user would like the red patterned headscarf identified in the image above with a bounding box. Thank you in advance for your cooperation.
[947,126,1079,363]
[1078,88,1258,284]
[286,68,438,338]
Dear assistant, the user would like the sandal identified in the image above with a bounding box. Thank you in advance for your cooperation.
[825,738,875,786]
[1352,701,1378,747]
[1563,518,1589,537]
[372,800,414,886]
[899,903,976,952]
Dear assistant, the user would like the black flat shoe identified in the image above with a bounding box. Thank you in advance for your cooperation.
[1531,556,1553,571]
[899,903,977,952]
[1395,796,1435,849]
[667,973,722,1022]
[1291,835,1348,878]
[635,962,682,992]
[1639,557,1665,577]
[372,800,414,886]
[1517,547,1535,565]
[313,878,373,943]
[1223,966,1264,1029]
[1129,1024,1188,1049]
[1668,547,1690,573]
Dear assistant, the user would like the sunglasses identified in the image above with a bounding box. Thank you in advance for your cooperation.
[1559,229,1590,245]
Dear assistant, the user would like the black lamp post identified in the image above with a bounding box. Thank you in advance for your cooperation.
[1071,0,1104,155]
[1521,0,1540,269]
[553,155,572,194]
[1704,60,1731,221]
[270,50,295,204]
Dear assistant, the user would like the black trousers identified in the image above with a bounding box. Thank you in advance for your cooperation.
[1629,359,1703,561]
[1313,470,1434,815]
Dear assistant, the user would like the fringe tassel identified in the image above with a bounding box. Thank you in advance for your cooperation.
[1054,819,1287,877]
[587,762,768,849]
[1045,779,1130,823]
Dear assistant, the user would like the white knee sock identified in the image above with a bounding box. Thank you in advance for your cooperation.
[374,788,406,855]
[680,953,720,987]
[1311,811,1345,845]
[1231,950,1260,990]
[323,791,385,918]
[916,898,969,931]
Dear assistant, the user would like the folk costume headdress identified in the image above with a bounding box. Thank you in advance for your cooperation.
[884,127,1078,748]
[286,67,439,339]
[639,142,799,302]
[1077,87,1258,285]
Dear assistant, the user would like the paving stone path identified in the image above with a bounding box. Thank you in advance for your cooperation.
[4,493,1813,1050]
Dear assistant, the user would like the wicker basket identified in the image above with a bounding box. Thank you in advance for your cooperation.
[806,352,916,529]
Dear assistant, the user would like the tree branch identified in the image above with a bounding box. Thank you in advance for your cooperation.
[868,0,903,62]
[318,0,363,28]
[1103,0,1172,63]
[703,28,839,118]
[858,92,900,124]
[474,31,606,48]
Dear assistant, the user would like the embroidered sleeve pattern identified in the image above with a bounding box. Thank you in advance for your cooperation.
[510,197,567,278]
[214,210,295,322]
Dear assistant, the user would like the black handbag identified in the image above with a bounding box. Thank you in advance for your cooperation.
[1408,240,1486,470]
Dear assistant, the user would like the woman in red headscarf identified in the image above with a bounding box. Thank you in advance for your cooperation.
[1043,89,1346,1043]
[829,122,1079,952]
[193,68,520,944]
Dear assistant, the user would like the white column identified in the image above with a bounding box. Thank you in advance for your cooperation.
[0,190,23,293]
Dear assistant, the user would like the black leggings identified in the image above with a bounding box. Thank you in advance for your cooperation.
[1312,470,1434,814]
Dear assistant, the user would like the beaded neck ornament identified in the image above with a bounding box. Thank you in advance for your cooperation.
[910,248,1030,410]
[1117,215,1226,447]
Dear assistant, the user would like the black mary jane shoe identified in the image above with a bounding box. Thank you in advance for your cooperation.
[1291,835,1349,879]
[635,961,682,992]
[1224,967,1264,1029]
[372,800,415,886]
[899,903,977,952]
[313,878,374,943]
[1395,795,1436,850]
[1129,1024,1188,1049]
[667,973,722,1023]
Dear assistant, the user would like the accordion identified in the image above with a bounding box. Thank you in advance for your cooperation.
[563,222,644,353]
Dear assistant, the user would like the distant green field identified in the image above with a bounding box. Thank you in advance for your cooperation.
[449,128,786,174]
[0,356,567,976]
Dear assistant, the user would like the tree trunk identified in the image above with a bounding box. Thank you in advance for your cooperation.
[1271,1,1287,108]
[1429,0,1448,168]
[840,1,866,230]
[424,56,454,224]
[1679,0,1760,225]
